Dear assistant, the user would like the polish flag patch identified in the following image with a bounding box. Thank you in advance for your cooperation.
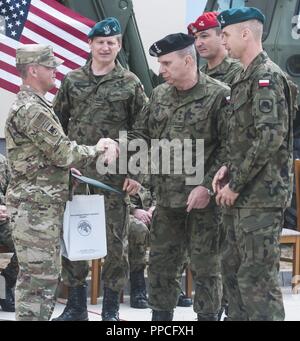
[259,79,270,87]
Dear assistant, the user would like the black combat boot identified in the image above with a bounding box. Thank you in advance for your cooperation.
[177,290,192,307]
[152,310,174,321]
[197,313,218,321]
[217,304,229,321]
[101,287,120,321]
[0,285,15,312]
[130,270,148,309]
[52,285,89,321]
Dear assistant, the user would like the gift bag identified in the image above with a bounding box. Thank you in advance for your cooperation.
[62,194,107,261]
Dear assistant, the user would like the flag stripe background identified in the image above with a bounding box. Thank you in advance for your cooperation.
[0,0,95,101]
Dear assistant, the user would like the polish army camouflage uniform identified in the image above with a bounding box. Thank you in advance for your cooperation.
[200,56,242,85]
[222,51,296,321]
[5,85,100,321]
[129,177,155,273]
[128,72,230,318]
[53,60,148,293]
[0,154,18,289]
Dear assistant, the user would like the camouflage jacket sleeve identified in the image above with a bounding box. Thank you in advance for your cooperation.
[202,91,230,191]
[0,156,10,205]
[14,104,99,169]
[53,76,71,134]
[229,73,290,193]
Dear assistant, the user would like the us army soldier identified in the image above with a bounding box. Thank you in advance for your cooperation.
[5,44,118,321]
[53,17,148,321]
[213,7,296,321]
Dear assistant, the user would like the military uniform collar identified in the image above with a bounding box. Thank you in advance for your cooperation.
[169,71,207,105]
[19,85,53,107]
[202,56,233,74]
[84,59,125,83]
[239,50,268,81]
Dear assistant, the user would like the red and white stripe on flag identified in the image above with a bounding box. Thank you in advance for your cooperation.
[0,0,95,101]
[258,79,270,87]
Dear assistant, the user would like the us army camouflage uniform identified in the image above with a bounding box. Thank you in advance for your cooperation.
[200,56,242,85]
[5,85,100,321]
[128,72,230,317]
[129,178,155,273]
[53,60,148,293]
[0,154,18,289]
[222,51,295,321]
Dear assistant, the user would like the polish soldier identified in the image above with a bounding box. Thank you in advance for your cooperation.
[53,17,147,321]
[128,33,230,321]
[188,11,242,85]
[213,7,296,320]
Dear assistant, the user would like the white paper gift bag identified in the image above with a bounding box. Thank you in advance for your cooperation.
[62,194,107,261]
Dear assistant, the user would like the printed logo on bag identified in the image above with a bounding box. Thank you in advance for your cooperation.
[77,220,92,236]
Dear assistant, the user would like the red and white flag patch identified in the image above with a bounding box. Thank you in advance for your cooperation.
[259,79,270,87]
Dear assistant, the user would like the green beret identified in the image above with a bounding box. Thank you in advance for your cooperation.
[217,7,265,29]
[149,33,195,57]
[88,17,121,39]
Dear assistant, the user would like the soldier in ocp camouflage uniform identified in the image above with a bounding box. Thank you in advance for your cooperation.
[0,153,18,312]
[213,8,297,320]
[128,33,230,321]
[5,44,115,321]
[188,11,244,320]
[53,17,147,321]
[188,11,242,85]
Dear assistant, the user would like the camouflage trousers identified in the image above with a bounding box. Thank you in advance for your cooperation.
[0,221,19,288]
[62,190,129,293]
[221,207,285,321]
[148,206,222,315]
[128,215,150,273]
[8,202,64,321]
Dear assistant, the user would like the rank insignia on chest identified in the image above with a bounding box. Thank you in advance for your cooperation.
[45,123,58,136]
[259,99,273,113]
[258,79,270,87]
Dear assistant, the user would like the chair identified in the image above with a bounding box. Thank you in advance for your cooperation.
[280,159,300,292]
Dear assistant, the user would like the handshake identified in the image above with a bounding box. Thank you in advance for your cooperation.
[96,138,120,165]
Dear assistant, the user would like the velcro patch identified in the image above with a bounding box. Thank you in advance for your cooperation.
[259,99,273,113]
[259,79,270,87]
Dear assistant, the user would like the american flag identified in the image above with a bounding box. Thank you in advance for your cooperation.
[0,0,95,101]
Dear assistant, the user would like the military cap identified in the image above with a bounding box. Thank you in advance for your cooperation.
[187,12,220,35]
[217,7,265,29]
[149,33,195,57]
[87,17,122,38]
[16,44,63,67]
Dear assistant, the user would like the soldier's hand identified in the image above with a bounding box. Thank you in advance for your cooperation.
[133,208,152,226]
[0,205,9,222]
[186,186,211,212]
[215,184,239,207]
[212,166,229,193]
[123,178,141,196]
[70,167,82,189]
[97,138,119,164]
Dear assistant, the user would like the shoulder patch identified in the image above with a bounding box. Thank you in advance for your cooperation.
[259,79,270,87]
[259,99,273,113]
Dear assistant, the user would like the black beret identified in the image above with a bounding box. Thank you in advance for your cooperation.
[149,33,195,57]
[217,7,265,29]
[88,17,121,39]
